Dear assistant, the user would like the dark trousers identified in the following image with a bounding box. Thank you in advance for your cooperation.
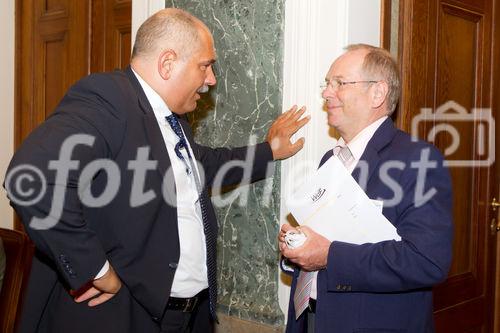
[160,292,213,333]
[306,299,316,333]
[306,310,315,333]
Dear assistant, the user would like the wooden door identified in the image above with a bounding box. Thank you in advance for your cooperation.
[91,0,132,73]
[15,0,131,143]
[16,0,92,139]
[397,0,499,331]
[15,0,131,230]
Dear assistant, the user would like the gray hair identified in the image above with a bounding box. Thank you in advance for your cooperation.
[345,44,400,115]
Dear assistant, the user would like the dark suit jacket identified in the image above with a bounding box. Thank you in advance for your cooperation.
[6,67,273,332]
[286,119,453,333]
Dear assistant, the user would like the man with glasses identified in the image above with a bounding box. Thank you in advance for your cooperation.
[279,44,453,332]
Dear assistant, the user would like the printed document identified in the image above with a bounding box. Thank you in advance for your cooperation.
[286,156,401,244]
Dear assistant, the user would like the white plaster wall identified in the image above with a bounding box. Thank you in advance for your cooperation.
[0,0,15,229]
[347,0,383,46]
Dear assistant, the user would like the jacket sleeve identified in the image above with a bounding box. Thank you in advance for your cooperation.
[322,145,453,293]
[4,74,126,291]
[178,116,275,188]
[194,142,274,188]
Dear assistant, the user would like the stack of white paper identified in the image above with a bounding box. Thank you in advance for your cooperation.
[286,156,401,245]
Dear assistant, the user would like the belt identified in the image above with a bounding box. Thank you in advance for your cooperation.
[166,289,208,312]
[308,299,316,313]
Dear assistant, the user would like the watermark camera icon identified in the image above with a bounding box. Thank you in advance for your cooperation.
[411,100,495,167]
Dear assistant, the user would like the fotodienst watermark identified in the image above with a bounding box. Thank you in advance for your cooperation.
[411,100,495,167]
[3,101,494,230]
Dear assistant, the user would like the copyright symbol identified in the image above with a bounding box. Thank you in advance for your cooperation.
[4,164,47,206]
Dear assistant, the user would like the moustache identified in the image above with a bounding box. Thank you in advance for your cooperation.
[197,85,209,93]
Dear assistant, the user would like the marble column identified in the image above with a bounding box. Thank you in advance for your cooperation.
[165,0,285,328]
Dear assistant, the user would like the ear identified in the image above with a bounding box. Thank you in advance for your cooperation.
[371,81,389,109]
[158,49,177,80]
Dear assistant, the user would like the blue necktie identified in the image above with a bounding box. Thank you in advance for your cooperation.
[165,115,192,175]
[165,114,218,321]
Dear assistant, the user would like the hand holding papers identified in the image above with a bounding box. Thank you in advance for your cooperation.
[286,156,400,245]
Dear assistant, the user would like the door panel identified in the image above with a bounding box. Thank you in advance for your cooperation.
[17,1,90,140]
[398,0,498,331]
[15,0,132,230]
[16,0,132,145]
[91,0,132,72]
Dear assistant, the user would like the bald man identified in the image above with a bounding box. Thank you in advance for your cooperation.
[8,8,307,333]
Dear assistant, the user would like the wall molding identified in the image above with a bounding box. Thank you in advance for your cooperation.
[215,313,283,333]
[279,0,381,319]
[0,0,15,229]
[279,0,347,316]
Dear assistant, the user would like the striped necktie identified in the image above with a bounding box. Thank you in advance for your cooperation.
[165,114,218,321]
[293,144,354,319]
[334,144,354,168]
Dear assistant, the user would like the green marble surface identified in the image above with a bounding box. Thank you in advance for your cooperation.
[165,0,285,326]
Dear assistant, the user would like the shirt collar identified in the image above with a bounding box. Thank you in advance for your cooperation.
[131,68,173,118]
[338,116,388,161]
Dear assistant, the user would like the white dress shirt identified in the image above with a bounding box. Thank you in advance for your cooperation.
[310,116,388,299]
[132,70,208,297]
[95,72,208,296]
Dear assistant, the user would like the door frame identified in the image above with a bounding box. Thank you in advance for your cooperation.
[493,1,500,331]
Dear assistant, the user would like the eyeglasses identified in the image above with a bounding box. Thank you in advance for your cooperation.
[320,78,379,91]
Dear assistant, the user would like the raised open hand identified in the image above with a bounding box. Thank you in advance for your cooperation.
[267,105,310,160]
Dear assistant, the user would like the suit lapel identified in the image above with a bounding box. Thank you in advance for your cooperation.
[125,66,172,178]
[351,118,398,186]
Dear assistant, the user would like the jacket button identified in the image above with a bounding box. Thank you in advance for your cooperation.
[169,262,178,269]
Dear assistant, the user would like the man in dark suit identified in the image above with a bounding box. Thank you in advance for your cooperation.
[5,8,308,333]
[279,44,453,332]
